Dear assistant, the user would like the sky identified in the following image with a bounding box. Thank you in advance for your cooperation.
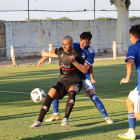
[0,0,139,21]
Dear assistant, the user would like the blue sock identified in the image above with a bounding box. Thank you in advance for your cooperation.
[128,113,136,129]
[90,94,108,118]
[51,99,59,113]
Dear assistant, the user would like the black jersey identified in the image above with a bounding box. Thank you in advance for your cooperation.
[55,47,85,85]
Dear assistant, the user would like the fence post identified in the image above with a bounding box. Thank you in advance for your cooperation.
[49,43,53,64]
[113,41,117,59]
[10,45,17,66]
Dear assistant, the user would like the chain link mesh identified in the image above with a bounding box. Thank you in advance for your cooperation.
[0,0,139,21]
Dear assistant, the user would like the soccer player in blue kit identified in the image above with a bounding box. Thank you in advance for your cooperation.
[38,32,113,126]
[118,25,140,140]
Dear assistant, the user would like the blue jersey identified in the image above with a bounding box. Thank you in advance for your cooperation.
[72,42,95,80]
[125,40,140,91]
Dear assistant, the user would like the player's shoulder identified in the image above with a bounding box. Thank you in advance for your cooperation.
[87,45,95,54]
[128,44,136,52]
[73,47,81,55]
[73,42,80,45]
[56,47,63,51]
[73,42,80,48]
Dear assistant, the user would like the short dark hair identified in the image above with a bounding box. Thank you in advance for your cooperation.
[129,24,140,40]
[80,31,92,41]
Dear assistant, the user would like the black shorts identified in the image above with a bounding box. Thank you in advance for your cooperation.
[52,81,82,99]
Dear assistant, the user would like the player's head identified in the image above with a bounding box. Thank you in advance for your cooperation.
[62,35,73,53]
[129,24,140,44]
[80,31,92,49]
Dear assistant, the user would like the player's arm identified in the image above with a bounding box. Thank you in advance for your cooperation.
[41,50,58,58]
[120,58,134,84]
[69,55,90,74]
[38,49,56,68]
[89,66,96,85]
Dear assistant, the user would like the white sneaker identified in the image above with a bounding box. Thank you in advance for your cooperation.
[118,129,136,140]
[105,117,113,124]
[30,121,43,128]
[61,118,68,127]
[45,114,60,122]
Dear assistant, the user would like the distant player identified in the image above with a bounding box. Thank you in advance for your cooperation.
[30,35,85,127]
[118,24,140,140]
[39,32,113,125]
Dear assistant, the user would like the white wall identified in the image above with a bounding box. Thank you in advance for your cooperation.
[5,19,140,57]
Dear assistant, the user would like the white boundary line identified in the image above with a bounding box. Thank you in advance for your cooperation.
[0,90,125,102]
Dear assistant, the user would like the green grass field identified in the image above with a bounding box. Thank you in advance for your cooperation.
[0,59,140,140]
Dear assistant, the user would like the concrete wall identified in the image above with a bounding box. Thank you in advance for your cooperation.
[5,19,140,57]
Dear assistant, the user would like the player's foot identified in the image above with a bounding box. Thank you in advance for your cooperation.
[61,118,68,127]
[105,117,113,124]
[45,114,60,122]
[118,129,136,140]
[30,121,43,128]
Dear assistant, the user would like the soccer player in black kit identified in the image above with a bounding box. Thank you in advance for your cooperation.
[30,35,85,127]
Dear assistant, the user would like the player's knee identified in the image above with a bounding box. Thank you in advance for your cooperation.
[68,90,76,96]
[125,98,132,107]
[134,112,140,120]
[68,90,76,104]
[90,94,100,103]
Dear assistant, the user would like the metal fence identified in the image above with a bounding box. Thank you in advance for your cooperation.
[0,0,140,21]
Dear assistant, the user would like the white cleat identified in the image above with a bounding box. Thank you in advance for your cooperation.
[30,121,43,128]
[118,132,136,140]
[45,114,60,122]
[105,117,113,124]
[61,118,69,127]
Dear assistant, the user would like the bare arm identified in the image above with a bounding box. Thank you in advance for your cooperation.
[38,49,57,68]
[89,66,96,85]
[69,55,90,74]
[120,59,134,84]
[41,50,58,58]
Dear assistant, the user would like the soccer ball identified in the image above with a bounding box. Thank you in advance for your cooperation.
[31,88,45,103]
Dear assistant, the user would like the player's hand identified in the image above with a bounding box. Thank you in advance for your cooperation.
[38,59,44,68]
[91,78,96,85]
[69,55,75,62]
[120,77,130,84]
[41,50,46,58]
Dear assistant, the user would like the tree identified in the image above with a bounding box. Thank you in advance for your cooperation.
[46,17,53,20]
[129,16,140,19]
[110,0,131,54]
[56,17,71,20]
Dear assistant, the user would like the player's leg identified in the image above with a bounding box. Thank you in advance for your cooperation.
[82,79,113,124]
[30,87,60,128]
[61,84,79,127]
[118,88,138,140]
[45,82,69,122]
[45,99,60,122]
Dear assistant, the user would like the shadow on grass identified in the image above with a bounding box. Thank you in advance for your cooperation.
[0,104,97,121]
[20,121,140,140]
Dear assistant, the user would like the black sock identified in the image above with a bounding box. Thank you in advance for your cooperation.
[64,90,76,119]
[38,95,53,122]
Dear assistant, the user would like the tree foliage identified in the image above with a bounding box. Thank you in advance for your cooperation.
[96,17,116,20]
[25,17,71,21]
[129,16,140,19]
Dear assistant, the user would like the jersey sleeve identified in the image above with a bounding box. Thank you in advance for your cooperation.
[55,47,62,55]
[72,42,81,51]
[125,46,136,62]
[85,52,95,66]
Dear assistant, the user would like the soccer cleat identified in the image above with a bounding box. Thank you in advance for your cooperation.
[118,130,136,140]
[61,118,68,127]
[45,114,60,122]
[30,121,43,128]
[105,117,113,124]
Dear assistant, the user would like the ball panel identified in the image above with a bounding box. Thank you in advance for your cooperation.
[31,88,45,103]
